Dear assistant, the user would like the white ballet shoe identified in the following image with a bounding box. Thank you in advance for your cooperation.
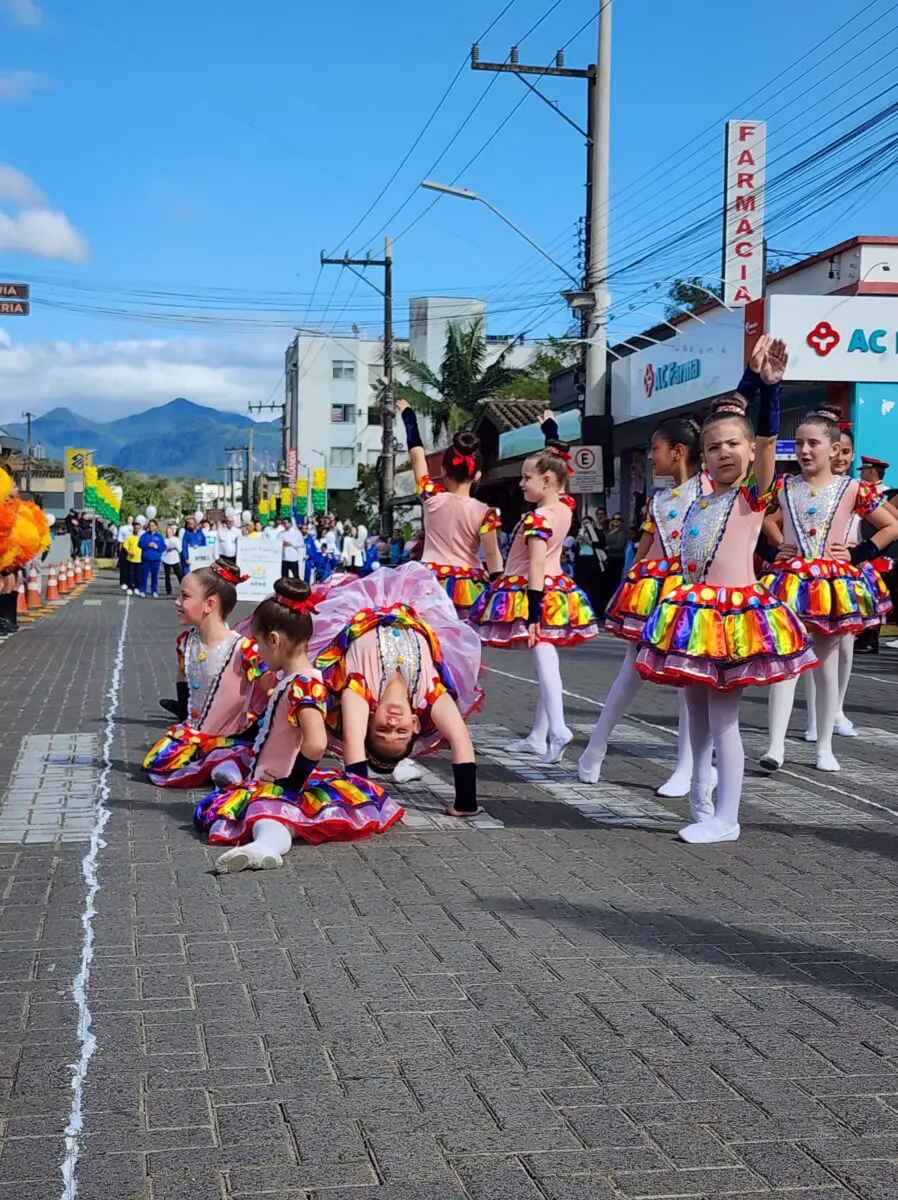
[216,844,283,873]
[833,719,857,738]
[392,757,424,784]
[689,781,716,823]
[815,749,841,772]
[577,749,605,784]
[211,760,244,788]
[759,749,784,771]
[679,817,740,844]
[804,727,818,743]
[657,765,717,799]
[541,731,573,765]
[505,737,547,755]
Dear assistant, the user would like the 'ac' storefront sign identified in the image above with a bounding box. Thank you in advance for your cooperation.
[763,295,898,383]
[643,358,701,398]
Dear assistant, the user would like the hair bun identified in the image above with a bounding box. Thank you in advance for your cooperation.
[710,394,748,416]
[453,430,480,455]
[815,404,841,422]
[274,577,312,604]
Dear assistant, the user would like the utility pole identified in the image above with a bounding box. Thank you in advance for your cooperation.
[472,1,613,471]
[320,236,395,535]
[22,411,35,493]
[246,425,254,511]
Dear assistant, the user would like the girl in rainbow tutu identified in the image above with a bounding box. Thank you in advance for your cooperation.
[397,398,504,621]
[143,560,272,788]
[469,424,599,764]
[195,577,403,871]
[635,336,816,844]
[578,415,714,803]
[309,562,486,817]
[760,407,898,773]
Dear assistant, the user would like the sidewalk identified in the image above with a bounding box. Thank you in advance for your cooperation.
[0,572,897,1199]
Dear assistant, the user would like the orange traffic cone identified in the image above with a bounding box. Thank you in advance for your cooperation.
[16,580,35,622]
[83,556,92,581]
[46,566,59,602]
[58,563,69,594]
[26,566,42,611]
[73,558,83,585]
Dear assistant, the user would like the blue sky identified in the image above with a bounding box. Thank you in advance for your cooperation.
[1,0,896,421]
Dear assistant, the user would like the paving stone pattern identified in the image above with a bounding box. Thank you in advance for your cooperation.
[2,574,898,1198]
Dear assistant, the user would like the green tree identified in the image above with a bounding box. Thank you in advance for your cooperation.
[664,277,722,318]
[395,318,523,442]
[493,335,581,404]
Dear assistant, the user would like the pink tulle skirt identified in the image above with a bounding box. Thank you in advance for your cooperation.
[309,562,484,729]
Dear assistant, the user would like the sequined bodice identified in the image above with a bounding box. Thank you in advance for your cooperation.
[680,490,739,584]
[653,474,702,557]
[185,629,238,723]
[782,475,851,558]
[376,624,422,700]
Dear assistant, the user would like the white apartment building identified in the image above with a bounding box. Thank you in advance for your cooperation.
[283,296,540,493]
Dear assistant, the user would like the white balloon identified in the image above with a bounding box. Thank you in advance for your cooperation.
[225,505,235,518]
[242,509,252,522]
[43,511,56,523]
[146,504,157,519]
[135,514,147,526]
[194,509,204,521]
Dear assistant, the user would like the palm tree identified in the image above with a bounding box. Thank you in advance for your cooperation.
[395,318,524,442]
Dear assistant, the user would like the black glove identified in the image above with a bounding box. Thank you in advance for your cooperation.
[345,760,369,778]
[541,417,559,444]
[234,718,261,744]
[401,407,423,451]
[735,365,761,404]
[527,589,544,625]
[452,762,478,814]
[756,380,781,439]
[755,536,779,565]
[489,570,503,582]
[850,539,881,566]
[273,752,319,794]
[160,680,189,722]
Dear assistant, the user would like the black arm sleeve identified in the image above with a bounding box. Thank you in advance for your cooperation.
[273,752,320,793]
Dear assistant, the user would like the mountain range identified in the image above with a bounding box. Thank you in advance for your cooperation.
[4,399,283,478]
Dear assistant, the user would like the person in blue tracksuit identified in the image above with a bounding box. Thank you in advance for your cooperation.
[181,516,206,574]
[138,519,166,597]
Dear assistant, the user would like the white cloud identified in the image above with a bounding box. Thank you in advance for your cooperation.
[0,69,45,101]
[0,332,284,422]
[2,0,44,28]
[0,207,89,261]
[0,164,45,205]
[0,164,89,262]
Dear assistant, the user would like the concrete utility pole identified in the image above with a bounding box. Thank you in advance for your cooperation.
[320,236,395,535]
[584,0,612,429]
[225,437,254,511]
[22,411,35,494]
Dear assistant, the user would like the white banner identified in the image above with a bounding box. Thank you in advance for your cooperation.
[764,294,898,382]
[723,120,766,306]
[236,537,281,602]
[188,546,215,571]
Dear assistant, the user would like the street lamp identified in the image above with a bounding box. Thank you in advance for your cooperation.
[420,180,582,288]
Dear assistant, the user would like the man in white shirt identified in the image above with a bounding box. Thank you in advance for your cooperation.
[323,526,338,556]
[216,516,239,563]
[280,521,305,579]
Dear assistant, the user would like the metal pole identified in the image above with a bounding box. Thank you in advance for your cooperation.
[246,425,255,511]
[24,411,34,493]
[381,235,395,537]
[584,0,611,424]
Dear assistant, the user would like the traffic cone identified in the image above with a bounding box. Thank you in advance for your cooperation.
[58,563,69,594]
[83,556,92,581]
[73,558,83,586]
[46,566,59,602]
[26,566,42,611]
[16,580,34,623]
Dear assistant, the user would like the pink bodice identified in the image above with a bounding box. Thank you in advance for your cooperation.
[418,477,498,570]
[252,670,327,783]
[779,476,877,557]
[505,503,572,578]
[642,473,712,559]
[677,478,773,589]
[345,625,438,710]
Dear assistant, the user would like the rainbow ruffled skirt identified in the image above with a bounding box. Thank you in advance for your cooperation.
[761,556,891,635]
[143,723,251,789]
[605,556,684,641]
[635,581,816,690]
[469,573,599,647]
[194,769,404,846]
[423,562,489,619]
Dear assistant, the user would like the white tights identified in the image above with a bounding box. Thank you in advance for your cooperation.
[580,645,693,782]
[531,642,567,741]
[216,818,292,873]
[766,633,843,767]
[804,634,854,730]
[683,686,744,826]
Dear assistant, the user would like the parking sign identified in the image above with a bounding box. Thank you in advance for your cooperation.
[568,445,603,494]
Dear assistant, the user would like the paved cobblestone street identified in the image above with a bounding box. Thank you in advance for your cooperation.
[3,571,898,1199]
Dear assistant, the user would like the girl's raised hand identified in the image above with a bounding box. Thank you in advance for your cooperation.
[762,337,789,385]
[396,397,409,413]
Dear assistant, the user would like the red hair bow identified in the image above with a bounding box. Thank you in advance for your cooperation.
[555,448,575,475]
[277,592,318,616]
[211,561,249,585]
[561,495,577,511]
[451,451,476,476]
